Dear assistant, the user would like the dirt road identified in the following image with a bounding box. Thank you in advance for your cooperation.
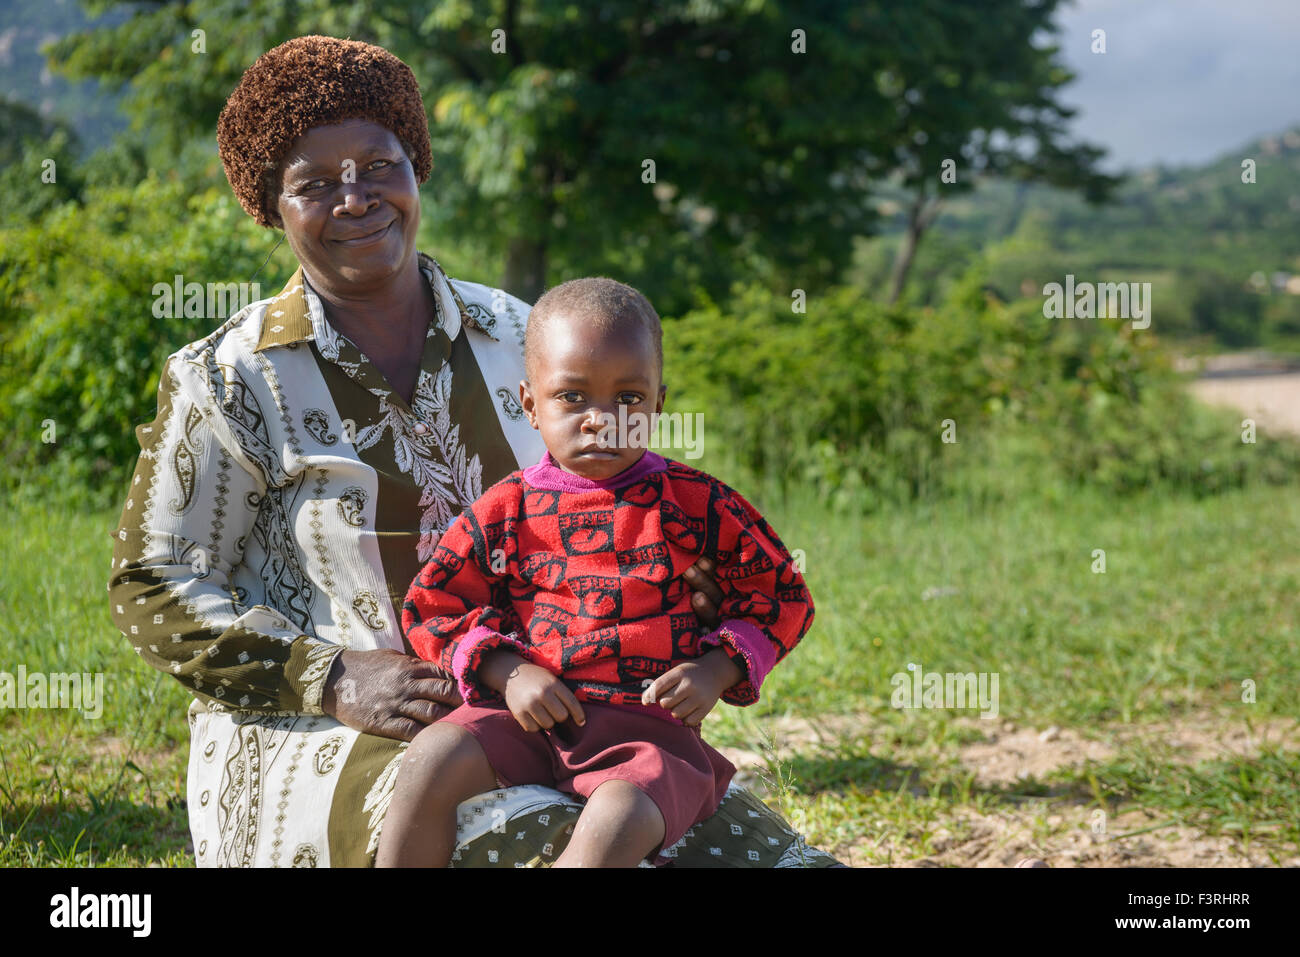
[1187,353,1300,435]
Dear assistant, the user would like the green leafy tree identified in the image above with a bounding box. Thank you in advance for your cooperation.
[874,1,1117,303]
[0,178,286,500]
[48,0,893,307]
[0,95,85,225]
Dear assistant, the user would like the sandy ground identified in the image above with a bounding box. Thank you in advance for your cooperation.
[1191,373,1300,436]
[716,711,1300,868]
[1186,352,1300,436]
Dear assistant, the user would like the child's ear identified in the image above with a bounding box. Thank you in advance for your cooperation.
[655,384,667,414]
[519,379,540,429]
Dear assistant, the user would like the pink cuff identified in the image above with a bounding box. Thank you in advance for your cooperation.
[452,625,530,703]
[700,619,778,694]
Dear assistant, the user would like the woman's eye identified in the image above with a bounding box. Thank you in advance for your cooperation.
[366,159,391,172]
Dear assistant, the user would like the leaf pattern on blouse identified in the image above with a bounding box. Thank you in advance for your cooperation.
[353,361,485,562]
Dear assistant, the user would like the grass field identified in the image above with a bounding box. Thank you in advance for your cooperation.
[1,473,1298,866]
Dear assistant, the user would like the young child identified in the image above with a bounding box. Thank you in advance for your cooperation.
[374,277,814,868]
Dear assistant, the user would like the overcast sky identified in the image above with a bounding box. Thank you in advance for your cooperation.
[1052,0,1300,171]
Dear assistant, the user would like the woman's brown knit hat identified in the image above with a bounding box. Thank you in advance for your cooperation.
[217,35,433,228]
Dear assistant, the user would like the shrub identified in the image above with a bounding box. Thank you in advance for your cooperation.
[0,176,289,504]
[662,266,1300,507]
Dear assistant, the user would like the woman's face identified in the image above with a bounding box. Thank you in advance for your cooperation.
[270,118,420,294]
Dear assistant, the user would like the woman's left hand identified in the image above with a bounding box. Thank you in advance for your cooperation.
[685,557,724,628]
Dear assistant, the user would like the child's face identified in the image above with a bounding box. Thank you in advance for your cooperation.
[519,310,667,480]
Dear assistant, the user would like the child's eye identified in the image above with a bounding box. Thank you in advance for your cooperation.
[616,393,643,405]
[559,392,584,403]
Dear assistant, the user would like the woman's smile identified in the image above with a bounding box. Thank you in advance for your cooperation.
[332,219,395,246]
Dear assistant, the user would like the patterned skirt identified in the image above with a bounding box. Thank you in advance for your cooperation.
[187,700,842,867]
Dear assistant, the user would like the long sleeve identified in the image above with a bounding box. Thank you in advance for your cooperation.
[107,354,341,714]
[699,485,815,706]
[401,490,527,704]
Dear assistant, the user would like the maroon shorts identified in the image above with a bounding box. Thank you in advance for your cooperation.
[438,700,736,860]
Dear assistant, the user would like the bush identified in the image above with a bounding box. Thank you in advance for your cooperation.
[663,266,1300,508]
[0,176,290,504]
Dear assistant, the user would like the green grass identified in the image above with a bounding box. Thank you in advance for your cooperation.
[2,476,1299,865]
[706,475,1300,864]
[0,490,192,865]
[708,470,1300,730]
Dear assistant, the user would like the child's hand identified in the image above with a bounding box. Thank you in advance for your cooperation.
[502,661,587,732]
[641,651,740,726]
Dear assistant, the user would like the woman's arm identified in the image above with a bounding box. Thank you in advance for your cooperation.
[320,648,463,740]
[108,354,340,714]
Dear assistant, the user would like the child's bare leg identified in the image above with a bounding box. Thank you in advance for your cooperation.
[374,723,498,868]
[551,779,666,868]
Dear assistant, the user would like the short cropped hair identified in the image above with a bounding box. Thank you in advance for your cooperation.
[525,277,663,381]
[217,35,433,227]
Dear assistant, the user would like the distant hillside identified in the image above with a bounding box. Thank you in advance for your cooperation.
[0,0,128,154]
[853,125,1300,346]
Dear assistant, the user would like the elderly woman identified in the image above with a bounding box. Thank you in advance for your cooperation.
[108,34,838,867]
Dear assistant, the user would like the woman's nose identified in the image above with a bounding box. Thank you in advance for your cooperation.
[337,183,378,216]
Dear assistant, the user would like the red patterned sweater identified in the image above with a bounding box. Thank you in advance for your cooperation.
[401,451,814,721]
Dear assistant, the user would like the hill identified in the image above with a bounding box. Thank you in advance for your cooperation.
[853,126,1300,347]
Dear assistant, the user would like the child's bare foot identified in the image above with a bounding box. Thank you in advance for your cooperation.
[1015,857,1049,868]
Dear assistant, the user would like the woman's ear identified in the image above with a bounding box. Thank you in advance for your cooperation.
[519,380,539,429]
[265,172,286,228]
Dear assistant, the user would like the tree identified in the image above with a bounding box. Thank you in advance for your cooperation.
[48,1,895,308]
[873,1,1117,303]
[46,1,1112,310]
[0,95,85,225]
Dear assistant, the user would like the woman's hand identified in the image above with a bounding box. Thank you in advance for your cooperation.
[686,557,725,629]
[321,649,463,742]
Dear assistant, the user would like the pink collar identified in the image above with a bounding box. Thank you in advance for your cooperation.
[522,450,667,492]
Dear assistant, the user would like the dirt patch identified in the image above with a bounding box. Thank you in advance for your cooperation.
[959,723,1114,787]
[715,709,1300,867]
[879,806,1296,869]
[1190,373,1300,436]
[956,714,1300,788]
[1183,350,1300,437]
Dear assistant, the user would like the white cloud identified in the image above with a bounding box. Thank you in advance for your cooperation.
[1053,0,1300,169]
